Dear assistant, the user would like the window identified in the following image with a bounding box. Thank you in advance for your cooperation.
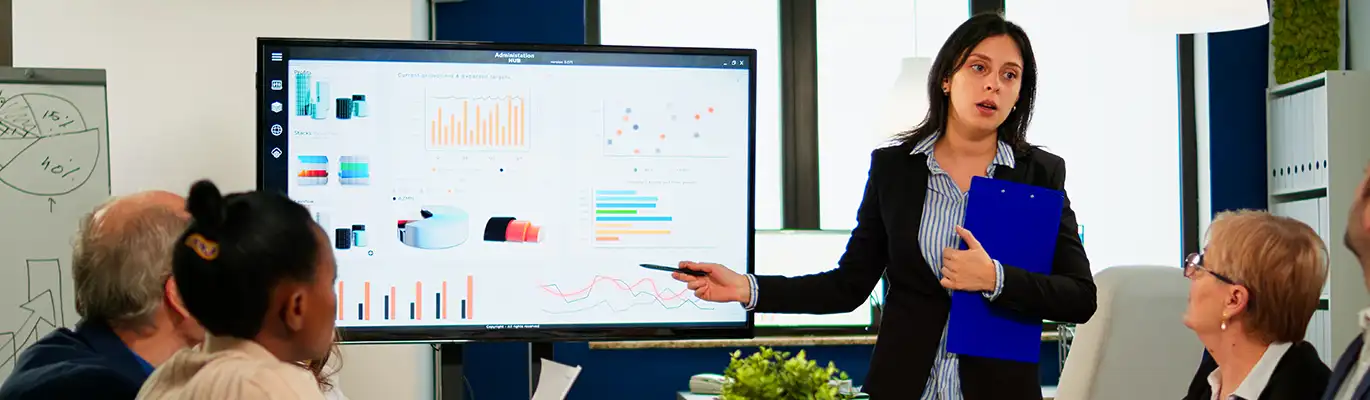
[1009,0,1181,272]
[600,1,783,230]
[816,0,968,230]
[755,230,883,328]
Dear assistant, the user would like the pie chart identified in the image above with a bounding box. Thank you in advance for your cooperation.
[0,93,101,196]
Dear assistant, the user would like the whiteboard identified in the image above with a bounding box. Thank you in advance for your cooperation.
[0,68,109,384]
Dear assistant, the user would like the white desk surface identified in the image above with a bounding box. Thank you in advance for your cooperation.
[677,386,1058,400]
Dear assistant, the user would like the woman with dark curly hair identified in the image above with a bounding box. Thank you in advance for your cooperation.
[137,180,336,400]
[301,337,348,400]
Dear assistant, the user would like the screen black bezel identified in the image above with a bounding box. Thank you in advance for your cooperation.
[256,38,757,343]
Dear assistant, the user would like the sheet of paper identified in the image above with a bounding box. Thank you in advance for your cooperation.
[531,358,582,400]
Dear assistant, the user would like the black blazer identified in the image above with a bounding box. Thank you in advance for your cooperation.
[1184,341,1330,400]
[1324,336,1370,400]
[753,143,1096,399]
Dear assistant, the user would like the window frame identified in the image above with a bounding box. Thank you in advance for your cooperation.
[586,0,1199,333]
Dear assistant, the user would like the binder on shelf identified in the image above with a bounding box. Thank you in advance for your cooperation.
[1270,88,1331,194]
[1318,196,1331,297]
[1298,91,1317,191]
[1312,88,1328,188]
[1280,95,1288,192]
[1289,94,1298,191]
[1296,93,1309,191]
[1271,95,1288,193]
[946,176,1064,363]
[1264,97,1270,191]
[1289,93,1302,191]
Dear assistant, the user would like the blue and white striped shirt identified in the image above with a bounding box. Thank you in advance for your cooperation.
[912,132,1012,400]
[742,132,1012,399]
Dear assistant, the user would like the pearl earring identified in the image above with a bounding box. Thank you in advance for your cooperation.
[1220,312,1229,331]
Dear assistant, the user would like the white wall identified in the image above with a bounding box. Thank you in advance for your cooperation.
[1196,34,1212,242]
[1010,0,1183,272]
[13,0,429,194]
[12,1,434,399]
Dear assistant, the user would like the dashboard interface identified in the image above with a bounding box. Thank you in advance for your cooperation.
[258,41,755,339]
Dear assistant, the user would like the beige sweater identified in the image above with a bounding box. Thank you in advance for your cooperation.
[136,335,325,400]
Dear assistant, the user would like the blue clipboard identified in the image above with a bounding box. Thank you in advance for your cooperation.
[946,176,1064,363]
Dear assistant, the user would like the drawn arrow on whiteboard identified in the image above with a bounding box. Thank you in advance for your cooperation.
[0,290,58,369]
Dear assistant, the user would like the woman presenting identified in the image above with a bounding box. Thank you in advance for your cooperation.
[673,13,1096,399]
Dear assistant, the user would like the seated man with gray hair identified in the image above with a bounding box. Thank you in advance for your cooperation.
[0,191,205,400]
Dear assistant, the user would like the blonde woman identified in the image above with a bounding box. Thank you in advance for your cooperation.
[1181,210,1330,400]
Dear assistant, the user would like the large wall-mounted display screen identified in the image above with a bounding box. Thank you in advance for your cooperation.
[257,39,756,342]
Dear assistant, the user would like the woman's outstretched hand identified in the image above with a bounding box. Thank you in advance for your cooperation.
[671,261,752,305]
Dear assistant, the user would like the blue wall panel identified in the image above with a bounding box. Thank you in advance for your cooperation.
[434,0,585,44]
[1206,25,1271,214]
[434,1,584,398]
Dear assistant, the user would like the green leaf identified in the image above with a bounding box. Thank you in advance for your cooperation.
[723,346,854,399]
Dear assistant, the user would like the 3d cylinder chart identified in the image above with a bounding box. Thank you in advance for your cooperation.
[397,206,470,249]
[484,217,543,243]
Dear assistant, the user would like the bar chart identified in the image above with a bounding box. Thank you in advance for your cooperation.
[592,189,685,248]
[426,94,528,151]
[336,275,476,323]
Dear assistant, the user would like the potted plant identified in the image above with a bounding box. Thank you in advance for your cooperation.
[721,347,857,400]
[1270,0,1339,84]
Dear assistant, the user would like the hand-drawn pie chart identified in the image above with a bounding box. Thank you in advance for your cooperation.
[0,93,101,196]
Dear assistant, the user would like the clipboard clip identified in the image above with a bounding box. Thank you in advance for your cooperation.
[997,188,1036,199]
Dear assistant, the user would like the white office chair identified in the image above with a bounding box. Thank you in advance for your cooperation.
[1055,265,1205,400]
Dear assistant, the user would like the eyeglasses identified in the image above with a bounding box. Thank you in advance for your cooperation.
[1183,252,1237,285]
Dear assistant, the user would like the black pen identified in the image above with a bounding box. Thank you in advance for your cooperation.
[640,263,707,277]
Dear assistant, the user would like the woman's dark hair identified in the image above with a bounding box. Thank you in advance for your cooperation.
[172,179,324,339]
[895,12,1038,153]
[300,340,342,391]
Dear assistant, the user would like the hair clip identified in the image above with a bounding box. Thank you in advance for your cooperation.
[185,233,220,261]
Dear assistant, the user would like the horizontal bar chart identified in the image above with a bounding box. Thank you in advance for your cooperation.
[594,203,656,208]
[595,190,636,196]
[594,229,671,235]
[594,196,658,202]
[594,216,673,222]
[592,189,677,246]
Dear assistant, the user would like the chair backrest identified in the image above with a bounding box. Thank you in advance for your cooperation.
[1055,265,1205,400]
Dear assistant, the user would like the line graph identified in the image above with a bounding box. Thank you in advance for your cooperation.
[538,275,714,314]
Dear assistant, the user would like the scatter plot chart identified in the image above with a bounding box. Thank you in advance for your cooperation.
[602,101,730,158]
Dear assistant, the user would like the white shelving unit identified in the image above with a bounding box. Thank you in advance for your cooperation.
[1267,70,1370,363]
